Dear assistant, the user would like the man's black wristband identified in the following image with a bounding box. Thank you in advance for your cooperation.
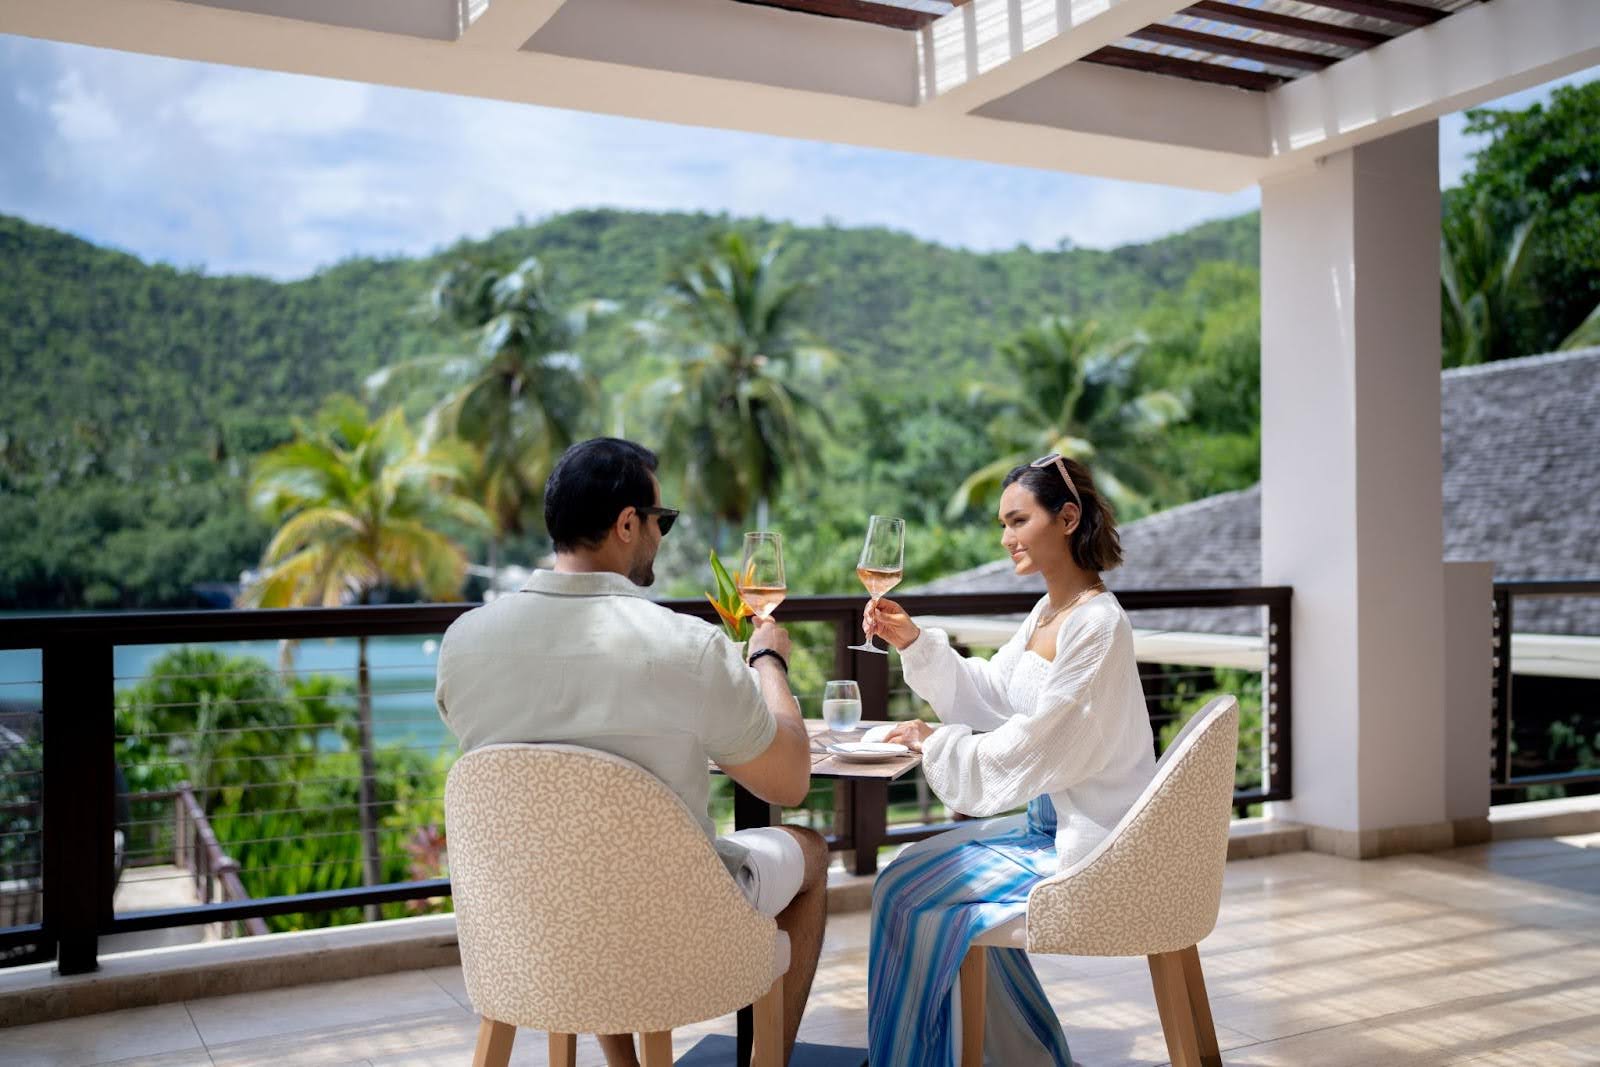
[748,648,789,674]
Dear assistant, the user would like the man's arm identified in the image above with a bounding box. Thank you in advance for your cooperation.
[716,621,812,807]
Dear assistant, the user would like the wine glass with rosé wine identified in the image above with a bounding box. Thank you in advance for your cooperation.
[849,515,904,654]
[737,531,787,623]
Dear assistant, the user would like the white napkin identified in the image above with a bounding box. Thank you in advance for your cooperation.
[861,723,896,744]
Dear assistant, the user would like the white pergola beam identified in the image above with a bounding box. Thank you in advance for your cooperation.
[0,0,1264,190]
[1262,0,1600,177]
[6,0,1596,192]
[974,58,1269,157]
[457,0,567,50]
[920,0,1192,114]
[530,0,917,106]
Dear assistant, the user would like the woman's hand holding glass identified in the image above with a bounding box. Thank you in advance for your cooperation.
[863,596,921,651]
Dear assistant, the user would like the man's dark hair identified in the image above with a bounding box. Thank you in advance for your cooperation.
[544,438,660,552]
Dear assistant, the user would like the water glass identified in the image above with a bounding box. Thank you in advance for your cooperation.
[822,680,863,733]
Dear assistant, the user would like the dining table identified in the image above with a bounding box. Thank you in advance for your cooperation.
[718,718,923,875]
[704,719,922,1067]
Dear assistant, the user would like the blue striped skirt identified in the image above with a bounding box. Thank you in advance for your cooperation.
[867,796,1072,1067]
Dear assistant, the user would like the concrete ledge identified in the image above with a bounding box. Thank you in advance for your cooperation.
[1304,819,1458,860]
[0,913,459,1028]
[1226,817,1308,860]
[1490,794,1600,840]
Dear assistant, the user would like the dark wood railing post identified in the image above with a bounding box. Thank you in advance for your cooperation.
[847,622,892,875]
[41,638,115,975]
[1264,591,1292,806]
[1491,588,1513,786]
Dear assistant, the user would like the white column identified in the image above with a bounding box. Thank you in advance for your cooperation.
[1261,121,1452,858]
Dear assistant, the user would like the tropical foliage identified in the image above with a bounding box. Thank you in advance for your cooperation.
[1443,81,1600,359]
[114,649,452,932]
[637,233,835,541]
[946,315,1186,520]
[240,398,488,900]
[368,256,611,575]
[2,83,1596,611]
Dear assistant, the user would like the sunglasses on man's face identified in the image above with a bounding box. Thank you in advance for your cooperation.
[636,505,678,536]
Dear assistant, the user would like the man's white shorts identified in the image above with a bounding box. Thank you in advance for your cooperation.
[721,826,806,917]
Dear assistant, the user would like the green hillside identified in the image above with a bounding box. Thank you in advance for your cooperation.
[0,207,1259,609]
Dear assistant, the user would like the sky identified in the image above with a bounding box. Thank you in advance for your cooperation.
[0,33,1594,281]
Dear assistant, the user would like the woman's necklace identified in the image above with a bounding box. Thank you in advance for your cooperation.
[1037,580,1106,630]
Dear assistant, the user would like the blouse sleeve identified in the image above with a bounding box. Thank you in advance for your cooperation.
[918,606,1126,817]
[896,601,1042,732]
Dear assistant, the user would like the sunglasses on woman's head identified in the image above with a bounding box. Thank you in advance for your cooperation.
[1030,453,1083,509]
[635,505,678,536]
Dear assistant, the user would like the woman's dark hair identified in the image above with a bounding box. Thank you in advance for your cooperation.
[1001,457,1123,572]
[544,438,660,552]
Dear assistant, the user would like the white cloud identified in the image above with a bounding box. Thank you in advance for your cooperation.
[1,35,1593,279]
[48,69,117,142]
[182,70,371,148]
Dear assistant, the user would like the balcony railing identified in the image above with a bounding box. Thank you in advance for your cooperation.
[0,586,1290,975]
[1491,579,1600,796]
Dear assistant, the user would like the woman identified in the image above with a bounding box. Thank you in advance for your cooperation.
[863,454,1156,1067]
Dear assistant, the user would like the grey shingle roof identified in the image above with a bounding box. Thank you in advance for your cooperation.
[912,347,1600,636]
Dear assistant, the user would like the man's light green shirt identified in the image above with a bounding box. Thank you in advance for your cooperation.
[435,569,777,841]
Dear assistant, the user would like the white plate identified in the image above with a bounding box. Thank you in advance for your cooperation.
[826,741,910,763]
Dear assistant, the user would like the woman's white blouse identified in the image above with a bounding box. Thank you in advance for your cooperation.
[898,592,1157,870]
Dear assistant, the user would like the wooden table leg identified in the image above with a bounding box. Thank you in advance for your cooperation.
[732,780,773,1067]
[734,781,779,830]
[850,779,888,876]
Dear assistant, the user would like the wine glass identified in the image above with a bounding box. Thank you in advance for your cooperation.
[737,531,787,623]
[849,515,905,654]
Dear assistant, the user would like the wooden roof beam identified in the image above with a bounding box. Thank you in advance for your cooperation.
[1084,44,1285,90]
[1183,1,1392,49]
[1130,24,1337,71]
[1297,0,1446,28]
[734,0,937,31]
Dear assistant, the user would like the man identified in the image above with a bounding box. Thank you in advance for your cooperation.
[436,437,827,1067]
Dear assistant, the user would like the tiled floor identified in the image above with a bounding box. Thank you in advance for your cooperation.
[5,834,1597,1067]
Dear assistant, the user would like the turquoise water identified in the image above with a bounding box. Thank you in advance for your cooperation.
[0,634,452,749]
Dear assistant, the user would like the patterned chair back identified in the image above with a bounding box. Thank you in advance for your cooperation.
[445,743,780,1033]
[1024,696,1240,957]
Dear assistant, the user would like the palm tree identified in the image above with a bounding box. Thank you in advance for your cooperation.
[1559,299,1600,351]
[946,315,1185,520]
[1442,193,1541,367]
[367,256,612,581]
[240,397,489,912]
[640,232,834,543]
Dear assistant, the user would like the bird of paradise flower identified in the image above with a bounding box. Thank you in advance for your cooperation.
[707,550,756,643]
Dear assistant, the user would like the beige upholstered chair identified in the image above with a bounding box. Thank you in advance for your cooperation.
[959,696,1240,1067]
[446,743,790,1067]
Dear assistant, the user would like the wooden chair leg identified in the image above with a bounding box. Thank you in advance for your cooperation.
[471,1018,516,1067]
[1179,945,1222,1067]
[1148,951,1205,1067]
[959,946,987,1067]
[752,974,785,1067]
[548,1031,577,1067]
[641,1030,674,1067]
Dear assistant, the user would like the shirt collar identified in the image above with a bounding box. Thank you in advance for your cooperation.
[520,568,649,599]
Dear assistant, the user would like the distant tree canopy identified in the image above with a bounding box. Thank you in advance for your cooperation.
[1443,80,1600,361]
[0,207,1264,609]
